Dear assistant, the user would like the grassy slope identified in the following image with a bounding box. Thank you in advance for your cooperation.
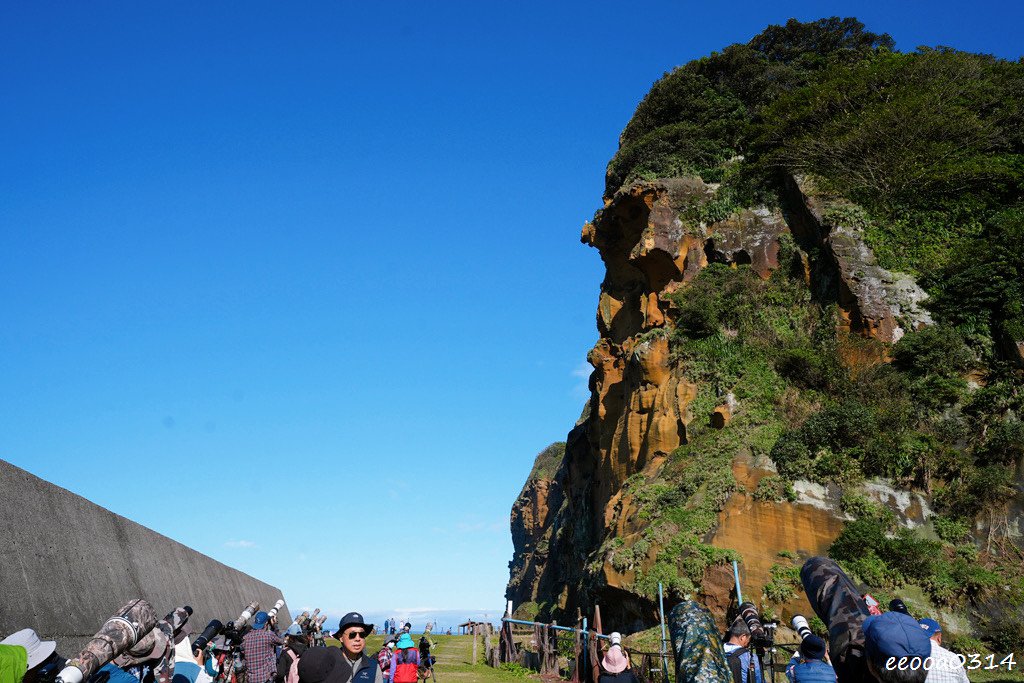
[324,634,539,683]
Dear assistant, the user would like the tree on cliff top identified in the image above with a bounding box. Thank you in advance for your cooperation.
[608,16,1024,280]
[607,17,894,195]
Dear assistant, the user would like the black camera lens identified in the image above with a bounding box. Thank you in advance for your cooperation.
[193,620,224,654]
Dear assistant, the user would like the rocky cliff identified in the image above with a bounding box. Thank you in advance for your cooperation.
[508,18,1024,647]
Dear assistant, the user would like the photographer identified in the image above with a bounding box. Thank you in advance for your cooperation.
[275,625,308,683]
[387,634,416,683]
[784,635,835,683]
[1,630,62,683]
[917,620,968,683]
[801,557,931,683]
[171,635,213,683]
[598,633,637,683]
[723,619,764,683]
[331,614,381,683]
[374,644,393,683]
[242,613,284,683]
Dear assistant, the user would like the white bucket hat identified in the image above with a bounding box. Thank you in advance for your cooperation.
[1,629,57,669]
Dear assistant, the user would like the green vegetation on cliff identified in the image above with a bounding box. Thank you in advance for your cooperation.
[509,17,1022,649]
[525,442,566,482]
[606,17,1024,648]
[610,17,1024,285]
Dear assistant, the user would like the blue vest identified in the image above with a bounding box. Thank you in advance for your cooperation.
[791,660,836,683]
[351,657,377,683]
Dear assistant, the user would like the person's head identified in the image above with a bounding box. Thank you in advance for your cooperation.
[725,618,750,647]
[863,612,931,683]
[334,613,373,658]
[252,612,270,631]
[1,629,62,683]
[286,623,305,644]
[917,619,942,645]
[298,647,342,683]
[403,623,411,633]
[889,599,910,616]
[396,634,415,651]
[601,645,628,674]
[798,635,827,662]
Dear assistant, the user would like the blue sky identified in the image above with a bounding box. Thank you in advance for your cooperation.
[2,1,1022,629]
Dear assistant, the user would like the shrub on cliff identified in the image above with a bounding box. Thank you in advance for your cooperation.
[611,18,1023,284]
[925,208,1024,354]
[607,17,893,195]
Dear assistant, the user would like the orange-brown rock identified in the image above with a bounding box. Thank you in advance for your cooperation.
[710,405,731,429]
[506,173,940,631]
[707,458,846,623]
[507,178,801,630]
[705,208,788,279]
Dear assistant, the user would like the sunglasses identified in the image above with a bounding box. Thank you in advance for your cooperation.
[345,631,366,640]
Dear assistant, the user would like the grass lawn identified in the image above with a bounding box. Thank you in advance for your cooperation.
[323,634,538,683]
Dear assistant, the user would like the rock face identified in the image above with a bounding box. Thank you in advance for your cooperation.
[784,176,933,343]
[506,176,943,630]
[580,180,788,500]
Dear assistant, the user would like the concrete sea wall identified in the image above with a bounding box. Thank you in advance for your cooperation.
[0,459,291,654]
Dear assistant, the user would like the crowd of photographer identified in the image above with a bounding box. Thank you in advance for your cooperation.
[666,556,970,683]
[0,557,973,683]
[0,600,428,683]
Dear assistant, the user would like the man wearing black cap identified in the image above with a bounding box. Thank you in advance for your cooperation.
[331,613,382,683]
[785,635,835,683]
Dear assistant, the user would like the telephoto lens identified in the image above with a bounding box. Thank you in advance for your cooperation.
[267,600,285,620]
[193,620,224,655]
[738,602,765,638]
[791,615,813,641]
[56,599,158,683]
[236,601,259,626]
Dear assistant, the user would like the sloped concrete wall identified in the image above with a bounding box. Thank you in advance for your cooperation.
[0,459,291,654]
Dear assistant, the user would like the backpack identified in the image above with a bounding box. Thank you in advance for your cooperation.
[393,649,418,683]
[727,647,755,683]
[284,649,300,683]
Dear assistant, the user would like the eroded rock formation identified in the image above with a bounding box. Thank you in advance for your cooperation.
[506,176,958,631]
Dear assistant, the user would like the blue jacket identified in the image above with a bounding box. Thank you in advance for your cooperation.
[785,655,836,683]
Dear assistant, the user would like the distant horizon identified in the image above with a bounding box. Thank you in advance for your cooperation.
[296,608,506,633]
